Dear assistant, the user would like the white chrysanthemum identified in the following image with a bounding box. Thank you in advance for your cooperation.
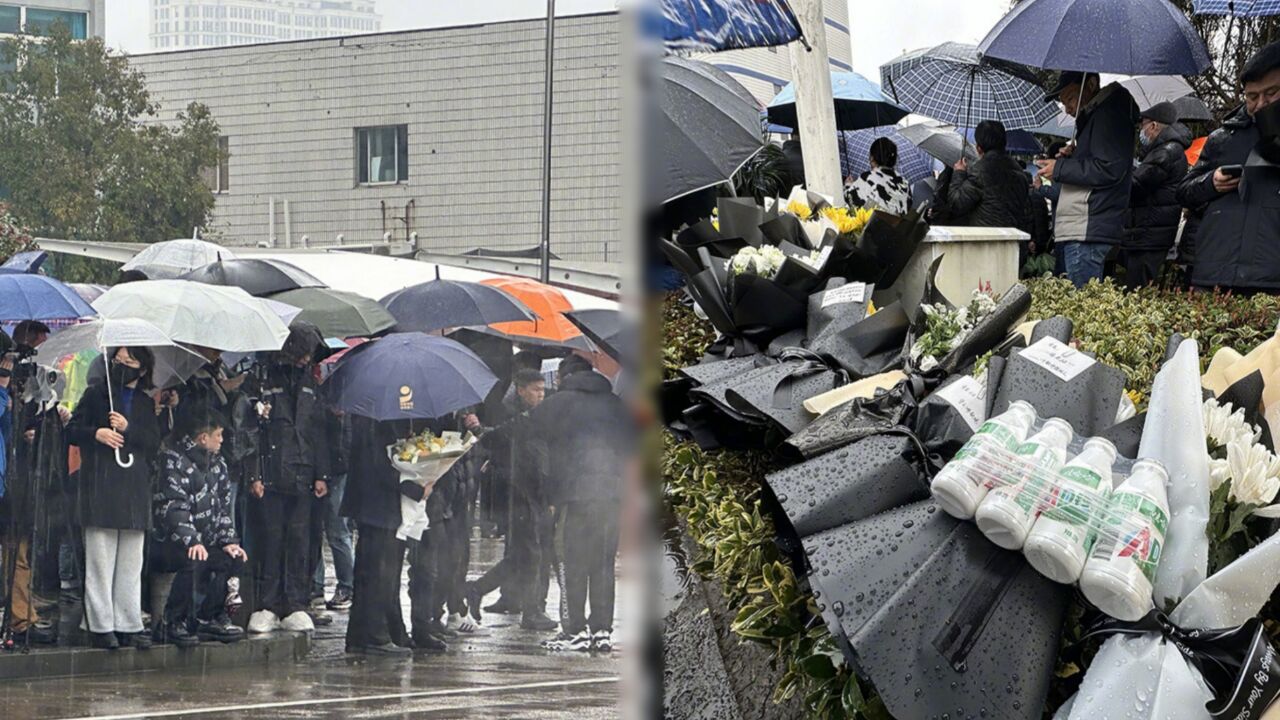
[1226,439,1280,507]
[757,245,785,269]
[970,290,997,316]
[1208,457,1231,491]
[1203,398,1261,449]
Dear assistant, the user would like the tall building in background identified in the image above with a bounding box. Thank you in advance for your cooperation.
[149,0,381,50]
[0,0,105,40]
[697,0,853,109]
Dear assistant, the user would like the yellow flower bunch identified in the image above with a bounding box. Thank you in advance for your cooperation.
[785,199,812,220]
[820,206,873,236]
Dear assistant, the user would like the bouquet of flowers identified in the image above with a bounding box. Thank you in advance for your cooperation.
[387,430,476,541]
[908,290,999,372]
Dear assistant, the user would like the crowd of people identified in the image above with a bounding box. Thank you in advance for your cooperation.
[784,40,1280,295]
[0,312,631,658]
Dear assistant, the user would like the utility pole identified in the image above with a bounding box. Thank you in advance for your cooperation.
[539,0,556,284]
[787,0,843,203]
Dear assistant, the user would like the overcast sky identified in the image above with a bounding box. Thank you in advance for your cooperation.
[106,0,1013,77]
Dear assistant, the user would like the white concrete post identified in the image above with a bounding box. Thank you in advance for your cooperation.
[787,0,844,204]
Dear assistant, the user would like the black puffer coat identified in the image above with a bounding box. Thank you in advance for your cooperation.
[1126,124,1192,252]
[153,437,237,548]
[527,371,633,507]
[943,150,1032,231]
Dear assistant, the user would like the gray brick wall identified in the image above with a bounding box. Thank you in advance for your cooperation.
[131,13,621,263]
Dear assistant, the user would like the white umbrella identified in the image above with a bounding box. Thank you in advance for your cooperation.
[895,117,979,166]
[120,239,237,280]
[92,280,290,353]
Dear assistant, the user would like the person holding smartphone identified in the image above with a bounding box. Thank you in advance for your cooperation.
[1178,40,1280,294]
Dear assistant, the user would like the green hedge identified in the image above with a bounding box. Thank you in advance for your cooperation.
[662,278,1280,719]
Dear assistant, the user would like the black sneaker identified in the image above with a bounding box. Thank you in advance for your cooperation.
[197,617,244,643]
[484,597,520,615]
[308,609,334,627]
[168,623,201,649]
[120,631,152,651]
[412,633,447,653]
[26,623,57,645]
[89,631,119,650]
[326,588,353,611]
[520,612,558,632]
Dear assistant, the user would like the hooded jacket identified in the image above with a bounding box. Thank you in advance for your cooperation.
[1177,105,1280,290]
[1126,123,1192,252]
[943,149,1033,231]
[154,437,237,548]
[259,362,330,495]
[1052,84,1140,246]
[526,370,633,506]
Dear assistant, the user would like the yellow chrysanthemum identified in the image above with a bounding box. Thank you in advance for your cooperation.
[866,300,878,316]
[786,199,812,220]
[820,206,859,235]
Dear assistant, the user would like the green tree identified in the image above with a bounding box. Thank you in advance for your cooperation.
[0,25,223,252]
[0,202,35,263]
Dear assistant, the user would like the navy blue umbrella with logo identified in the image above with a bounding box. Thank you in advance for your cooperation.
[324,333,497,421]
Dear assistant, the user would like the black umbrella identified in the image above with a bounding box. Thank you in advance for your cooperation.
[649,56,765,206]
[379,279,535,333]
[181,258,325,297]
[564,309,629,362]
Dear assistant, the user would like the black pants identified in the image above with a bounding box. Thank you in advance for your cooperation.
[154,541,245,628]
[407,531,439,640]
[253,491,311,617]
[471,499,550,614]
[1121,248,1167,289]
[347,523,407,648]
[562,501,619,635]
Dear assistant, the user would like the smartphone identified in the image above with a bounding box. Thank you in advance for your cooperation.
[1220,164,1244,178]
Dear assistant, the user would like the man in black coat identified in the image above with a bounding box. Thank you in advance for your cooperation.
[1122,102,1191,289]
[530,362,633,652]
[781,134,806,190]
[943,120,1033,232]
[1177,41,1280,293]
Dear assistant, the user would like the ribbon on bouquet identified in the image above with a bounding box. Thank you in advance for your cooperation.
[770,347,849,410]
[1082,610,1280,719]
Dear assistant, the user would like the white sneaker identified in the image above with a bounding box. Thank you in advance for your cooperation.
[451,613,479,633]
[247,610,280,634]
[592,629,613,652]
[280,611,315,632]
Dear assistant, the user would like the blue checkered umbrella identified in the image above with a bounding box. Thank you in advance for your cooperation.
[840,127,936,185]
[880,42,1059,132]
[1193,0,1280,15]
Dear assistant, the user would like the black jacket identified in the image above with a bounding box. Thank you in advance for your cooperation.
[782,140,806,189]
[1178,105,1280,290]
[526,371,632,507]
[153,437,237,548]
[341,417,416,531]
[1052,84,1140,246]
[478,394,541,506]
[173,361,259,472]
[943,150,1032,231]
[259,363,329,495]
[1126,124,1192,252]
[68,381,162,531]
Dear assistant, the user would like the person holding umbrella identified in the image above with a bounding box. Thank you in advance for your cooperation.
[66,346,162,650]
[938,120,1034,233]
[1034,72,1139,288]
[1122,101,1192,289]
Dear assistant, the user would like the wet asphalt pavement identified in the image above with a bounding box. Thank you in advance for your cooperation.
[2,538,624,719]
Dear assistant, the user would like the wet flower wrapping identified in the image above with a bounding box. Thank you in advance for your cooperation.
[726,245,786,279]
[909,290,999,372]
[1202,398,1280,574]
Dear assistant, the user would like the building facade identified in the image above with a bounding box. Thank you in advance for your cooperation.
[131,13,620,263]
[149,0,380,50]
[697,0,853,107]
[0,0,104,41]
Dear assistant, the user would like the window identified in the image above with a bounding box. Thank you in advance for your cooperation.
[200,136,230,193]
[24,9,88,39]
[0,4,18,34]
[356,125,408,185]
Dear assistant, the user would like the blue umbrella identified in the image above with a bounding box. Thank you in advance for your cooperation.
[767,72,909,131]
[0,274,96,322]
[979,0,1213,76]
[649,0,803,54]
[325,333,497,421]
[840,127,936,185]
[1194,0,1280,15]
[380,279,535,333]
[880,42,1059,131]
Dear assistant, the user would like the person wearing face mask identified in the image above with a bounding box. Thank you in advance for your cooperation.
[1178,41,1280,294]
[1121,102,1191,290]
[1035,72,1140,288]
[66,347,162,650]
[245,323,331,635]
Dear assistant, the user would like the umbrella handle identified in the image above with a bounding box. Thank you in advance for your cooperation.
[114,447,134,469]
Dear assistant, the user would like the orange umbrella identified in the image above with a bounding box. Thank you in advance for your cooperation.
[479,277,589,348]
[1186,136,1207,166]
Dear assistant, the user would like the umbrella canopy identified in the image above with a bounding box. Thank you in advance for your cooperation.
[1031,109,1076,138]
[68,283,109,305]
[1172,94,1213,122]
[960,126,1044,155]
[92,280,291,353]
[1193,0,1280,15]
[0,250,47,274]
[652,56,765,206]
[653,0,803,53]
[181,258,325,297]
[880,42,1059,131]
[379,279,535,334]
[267,287,396,339]
[0,274,96,322]
[1109,74,1197,110]
[978,0,1213,76]
[36,318,207,389]
[767,72,909,131]
[325,333,497,421]
[840,127,937,184]
[120,239,238,280]
[896,119,981,167]
[477,277,589,349]
[564,309,631,362]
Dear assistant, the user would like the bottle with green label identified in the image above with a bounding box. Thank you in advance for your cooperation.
[932,401,1037,520]
[975,417,1074,550]
[1024,437,1117,584]
[1080,459,1170,622]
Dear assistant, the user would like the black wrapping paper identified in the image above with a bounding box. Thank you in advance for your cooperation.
[988,344,1127,437]
[676,218,749,260]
